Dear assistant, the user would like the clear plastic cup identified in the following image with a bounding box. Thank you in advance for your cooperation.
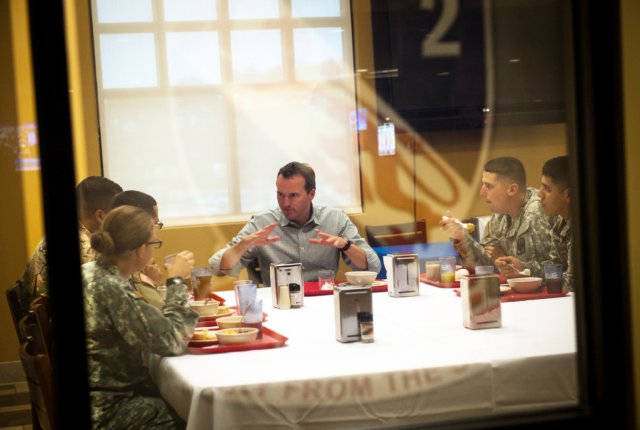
[424,260,441,281]
[544,263,563,293]
[318,270,335,290]
[191,267,212,301]
[243,299,263,339]
[439,256,457,283]
[234,282,257,315]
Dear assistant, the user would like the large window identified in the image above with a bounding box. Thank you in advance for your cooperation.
[91,0,360,226]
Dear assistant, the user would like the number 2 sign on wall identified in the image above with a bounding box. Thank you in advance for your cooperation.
[371,0,486,132]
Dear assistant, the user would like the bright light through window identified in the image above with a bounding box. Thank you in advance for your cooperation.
[92,0,360,226]
[164,0,217,21]
[166,32,221,86]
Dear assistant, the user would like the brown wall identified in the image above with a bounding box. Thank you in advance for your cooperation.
[0,0,42,363]
[621,0,640,419]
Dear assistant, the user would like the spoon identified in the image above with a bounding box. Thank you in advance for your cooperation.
[441,215,475,233]
[508,265,531,277]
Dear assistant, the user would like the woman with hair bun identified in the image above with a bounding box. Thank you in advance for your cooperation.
[82,205,197,429]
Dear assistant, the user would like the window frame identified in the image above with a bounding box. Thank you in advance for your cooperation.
[28,0,635,428]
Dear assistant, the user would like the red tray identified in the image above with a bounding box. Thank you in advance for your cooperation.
[453,287,569,302]
[304,280,388,296]
[420,274,506,288]
[187,326,288,354]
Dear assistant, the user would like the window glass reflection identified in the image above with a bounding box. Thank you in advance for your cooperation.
[166,32,221,86]
[96,0,153,23]
[164,0,218,21]
[291,0,341,18]
[231,85,358,212]
[228,0,279,20]
[99,34,157,89]
[293,28,345,81]
[230,30,283,83]
[102,95,231,218]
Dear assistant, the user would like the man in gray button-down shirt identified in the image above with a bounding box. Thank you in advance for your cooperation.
[209,162,381,286]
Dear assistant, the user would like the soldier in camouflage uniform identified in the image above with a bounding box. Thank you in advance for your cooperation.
[110,190,167,309]
[440,157,555,278]
[499,156,573,291]
[82,205,198,429]
[19,176,122,310]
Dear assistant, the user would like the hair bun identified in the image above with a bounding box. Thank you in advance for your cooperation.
[90,230,115,254]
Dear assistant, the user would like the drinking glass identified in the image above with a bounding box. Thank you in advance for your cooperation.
[424,260,441,281]
[318,270,335,290]
[544,263,563,293]
[243,299,263,339]
[439,256,457,283]
[234,282,257,315]
[191,267,213,301]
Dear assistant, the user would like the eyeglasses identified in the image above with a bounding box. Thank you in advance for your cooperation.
[145,239,163,249]
[155,221,164,230]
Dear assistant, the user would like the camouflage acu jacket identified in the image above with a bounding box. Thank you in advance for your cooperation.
[82,261,198,424]
[454,187,556,277]
[20,224,96,307]
[548,217,573,291]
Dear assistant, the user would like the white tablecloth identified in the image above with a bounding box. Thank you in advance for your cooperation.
[150,285,578,429]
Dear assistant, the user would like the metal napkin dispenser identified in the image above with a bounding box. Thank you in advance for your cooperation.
[383,253,420,297]
[334,285,372,342]
[460,274,501,330]
[270,263,303,309]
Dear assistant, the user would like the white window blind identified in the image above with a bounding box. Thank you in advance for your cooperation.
[91,0,361,226]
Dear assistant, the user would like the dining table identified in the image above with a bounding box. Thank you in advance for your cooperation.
[149,283,578,430]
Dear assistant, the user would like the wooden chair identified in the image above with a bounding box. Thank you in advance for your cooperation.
[19,339,57,430]
[18,312,50,359]
[31,294,53,358]
[6,280,28,343]
[365,219,427,247]
[33,302,53,359]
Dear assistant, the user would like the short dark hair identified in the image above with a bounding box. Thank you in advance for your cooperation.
[484,157,526,189]
[76,176,123,218]
[111,190,157,217]
[542,155,569,190]
[277,162,316,193]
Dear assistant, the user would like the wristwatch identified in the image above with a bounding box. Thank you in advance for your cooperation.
[166,276,184,287]
[338,238,352,252]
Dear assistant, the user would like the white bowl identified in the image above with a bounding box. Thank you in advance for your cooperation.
[507,277,543,293]
[216,315,244,329]
[189,300,220,316]
[345,271,377,286]
[215,327,259,345]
